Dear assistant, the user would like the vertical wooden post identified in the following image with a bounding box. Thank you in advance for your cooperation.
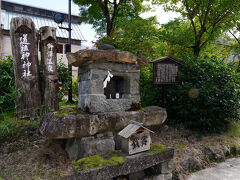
[162,85,167,108]
[10,17,41,119]
[40,26,59,113]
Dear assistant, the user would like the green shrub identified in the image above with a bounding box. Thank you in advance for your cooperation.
[0,56,16,111]
[0,111,39,143]
[57,60,78,101]
[141,57,240,132]
[72,76,78,100]
[57,60,71,101]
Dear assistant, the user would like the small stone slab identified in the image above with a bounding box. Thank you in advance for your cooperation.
[39,106,167,139]
[71,147,174,180]
[66,49,148,67]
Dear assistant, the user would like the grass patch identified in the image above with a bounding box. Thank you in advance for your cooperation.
[54,102,85,118]
[0,111,39,143]
[72,151,125,170]
[59,101,77,110]
[53,107,85,118]
[226,121,240,137]
[147,143,166,154]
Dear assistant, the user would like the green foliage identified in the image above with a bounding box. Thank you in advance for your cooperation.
[141,57,240,132]
[73,0,149,35]
[57,61,78,101]
[72,76,78,99]
[153,0,240,56]
[0,111,39,143]
[140,66,163,107]
[226,121,240,137]
[0,56,16,111]
[57,60,72,101]
[98,16,159,59]
[72,151,125,170]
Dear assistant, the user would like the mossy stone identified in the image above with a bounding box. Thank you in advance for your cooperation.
[147,143,166,154]
[72,151,125,170]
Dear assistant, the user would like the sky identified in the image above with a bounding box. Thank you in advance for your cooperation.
[5,0,180,47]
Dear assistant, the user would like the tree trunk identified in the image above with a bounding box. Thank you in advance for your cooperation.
[40,26,59,113]
[107,21,114,37]
[193,43,201,57]
[10,17,41,119]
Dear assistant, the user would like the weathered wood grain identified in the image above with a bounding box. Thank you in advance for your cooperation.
[40,26,59,113]
[10,17,41,119]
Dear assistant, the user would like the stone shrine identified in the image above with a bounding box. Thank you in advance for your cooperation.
[40,45,174,180]
[67,47,148,113]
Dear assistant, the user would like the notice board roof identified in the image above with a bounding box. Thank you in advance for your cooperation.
[150,56,183,65]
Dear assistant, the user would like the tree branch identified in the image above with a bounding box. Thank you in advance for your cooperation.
[229,30,240,44]
[184,0,197,37]
[200,8,233,48]
[198,0,211,38]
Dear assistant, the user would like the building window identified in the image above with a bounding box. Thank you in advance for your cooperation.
[57,44,63,54]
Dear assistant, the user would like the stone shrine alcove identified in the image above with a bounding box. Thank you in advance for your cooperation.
[104,76,129,99]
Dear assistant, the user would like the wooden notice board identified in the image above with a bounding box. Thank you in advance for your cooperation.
[151,56,182,85]
[151,56,182,108]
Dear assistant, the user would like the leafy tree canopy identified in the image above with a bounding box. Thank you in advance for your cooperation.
[73,0,150,36]
[98,16,159,58]
[153,0,240,56]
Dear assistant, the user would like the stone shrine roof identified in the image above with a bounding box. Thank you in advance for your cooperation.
[66,49,148,67]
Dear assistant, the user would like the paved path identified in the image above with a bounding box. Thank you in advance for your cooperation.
[187,158,240,180]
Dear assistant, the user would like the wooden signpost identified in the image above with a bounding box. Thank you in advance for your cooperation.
[10,17,41,119]
[151,56,182,108]
[40,26,59,113]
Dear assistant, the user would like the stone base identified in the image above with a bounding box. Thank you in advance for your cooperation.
[71,147,174,180]
[65,132,115,160]
[40,106,167,139]
[78,94,140,113]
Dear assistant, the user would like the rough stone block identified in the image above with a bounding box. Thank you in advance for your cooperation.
[67,50,148,67]
[143,173,172,180]
[65,135,115,160]
[144,160,173,175]
[40,106,167,139]
[128,171,145,180]
[78,94,139,113]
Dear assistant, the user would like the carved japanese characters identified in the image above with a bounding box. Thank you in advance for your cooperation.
[118,121,153,155]
[10,17,41,119]
[40,26,59,113]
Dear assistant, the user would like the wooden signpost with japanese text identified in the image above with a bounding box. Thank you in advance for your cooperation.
[151,56,182,108]
[40,26,59,113]
[10,17,41,119]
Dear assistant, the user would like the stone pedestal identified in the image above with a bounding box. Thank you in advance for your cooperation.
[40,106,167,139]
[71,145,174,180]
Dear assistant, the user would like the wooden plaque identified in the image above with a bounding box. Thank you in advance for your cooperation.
[151,56,182,85]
